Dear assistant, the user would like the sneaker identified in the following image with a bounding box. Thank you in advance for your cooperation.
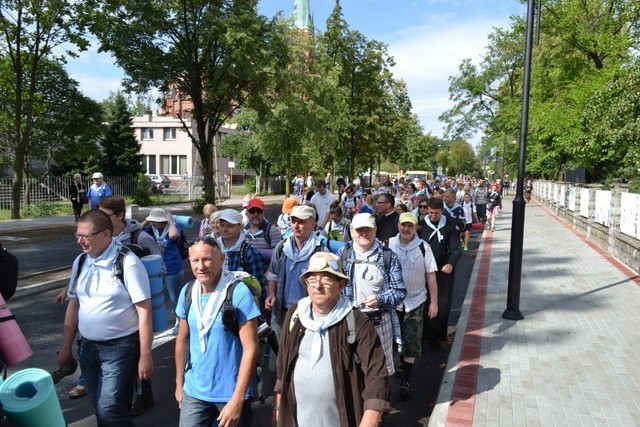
[463,245,468,251]
[69,385,87,399]
[131,392,155,417]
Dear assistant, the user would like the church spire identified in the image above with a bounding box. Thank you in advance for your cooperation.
[292,0,313,31]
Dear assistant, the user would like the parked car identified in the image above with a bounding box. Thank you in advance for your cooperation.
[146,174,171,188]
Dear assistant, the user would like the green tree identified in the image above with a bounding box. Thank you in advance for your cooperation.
[578,62,640,184]
[314,3,399,179]
[27,60,103,176]
[0,0,88,218]
[100,93,143,176]
[88,0,289,204]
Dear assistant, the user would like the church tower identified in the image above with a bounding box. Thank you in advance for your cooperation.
[292,0,313,32]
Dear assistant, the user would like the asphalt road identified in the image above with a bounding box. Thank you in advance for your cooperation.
[4,202,482,426]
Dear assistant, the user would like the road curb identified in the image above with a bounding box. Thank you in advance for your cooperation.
[14,277,68,300]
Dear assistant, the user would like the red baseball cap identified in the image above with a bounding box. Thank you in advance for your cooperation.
[247,198,265,211]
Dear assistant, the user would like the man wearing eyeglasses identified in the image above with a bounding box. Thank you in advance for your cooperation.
[243,198,282,251]
[374,193,399,246]
[58,210,153,426]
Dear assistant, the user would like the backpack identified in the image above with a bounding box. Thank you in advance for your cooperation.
[183,279,243,335]
[177,229,189,259]
[0,249,18,301]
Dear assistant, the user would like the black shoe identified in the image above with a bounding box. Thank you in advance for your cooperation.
[397,379,410,400]
[131,392,154,417]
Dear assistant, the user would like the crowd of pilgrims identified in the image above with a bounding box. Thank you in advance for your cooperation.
[60,174,510,426]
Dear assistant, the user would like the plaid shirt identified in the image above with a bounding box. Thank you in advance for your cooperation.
[225,242,267,289]
[338,243,406,311]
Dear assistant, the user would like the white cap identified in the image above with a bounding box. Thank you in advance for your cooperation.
[351,213,376,229]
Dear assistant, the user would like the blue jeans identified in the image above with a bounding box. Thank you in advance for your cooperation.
[179,392,253,427]
[79,333,139,427]
[165,271,185,311]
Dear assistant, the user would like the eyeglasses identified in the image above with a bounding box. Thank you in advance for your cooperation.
[247,208,264,215]
[75,230,106,240]
[419,205,428,209]
[306,276,339,286]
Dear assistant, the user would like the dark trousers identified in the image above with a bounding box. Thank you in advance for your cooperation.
[72,200,84,220]
[423,270,454,342]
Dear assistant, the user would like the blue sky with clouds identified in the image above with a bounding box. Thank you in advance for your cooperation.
[64,0,524,140]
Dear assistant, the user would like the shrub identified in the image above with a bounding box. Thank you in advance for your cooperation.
[244,177,256,194]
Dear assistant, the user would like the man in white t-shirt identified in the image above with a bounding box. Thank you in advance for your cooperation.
[309,180,335,228]
[58,210,153,426]
[389,212,438,398]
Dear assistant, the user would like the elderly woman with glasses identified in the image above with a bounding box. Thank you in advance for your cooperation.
[274,252,391,427]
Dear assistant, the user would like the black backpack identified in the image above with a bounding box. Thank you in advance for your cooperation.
[0,248,19,301]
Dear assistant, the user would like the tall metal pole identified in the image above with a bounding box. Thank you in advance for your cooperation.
[503,0,536,321]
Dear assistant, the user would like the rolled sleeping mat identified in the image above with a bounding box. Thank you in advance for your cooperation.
[0,294,33,366]
[0,368,65,427]
[326,239,346,254]
[141,255,168,332]
[317,235,347,255]
[256,248,273,267]
[173,215,194,229]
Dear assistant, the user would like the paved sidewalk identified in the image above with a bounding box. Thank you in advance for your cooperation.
[430,199,640,426]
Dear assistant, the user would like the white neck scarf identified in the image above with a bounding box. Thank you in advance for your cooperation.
[283,235,318,266]
[425,216,447,243]
[297,295,353,368]
[192,271,235,353]
[152,226,170,254]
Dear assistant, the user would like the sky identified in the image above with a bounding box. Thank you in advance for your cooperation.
[64,0,525,141]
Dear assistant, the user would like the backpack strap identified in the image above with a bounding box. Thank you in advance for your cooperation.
[346,309,361,364]
[112,246,132,285]
[131,228,141,245]
[419,242,426,258]
[261,222,272,247]
[184,279,197,318]
[239,240,251,272]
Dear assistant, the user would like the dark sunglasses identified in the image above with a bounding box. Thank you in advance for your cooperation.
[247,208,264,214]
[419,205,428,209]
[189,236,219,249]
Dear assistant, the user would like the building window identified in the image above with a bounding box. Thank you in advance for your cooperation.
[163,128,176,140]
[141,128,154,140]
[142,155,156,174]
[160,155,187,175]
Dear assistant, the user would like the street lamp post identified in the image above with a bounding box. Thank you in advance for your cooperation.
[503,0,536,321]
